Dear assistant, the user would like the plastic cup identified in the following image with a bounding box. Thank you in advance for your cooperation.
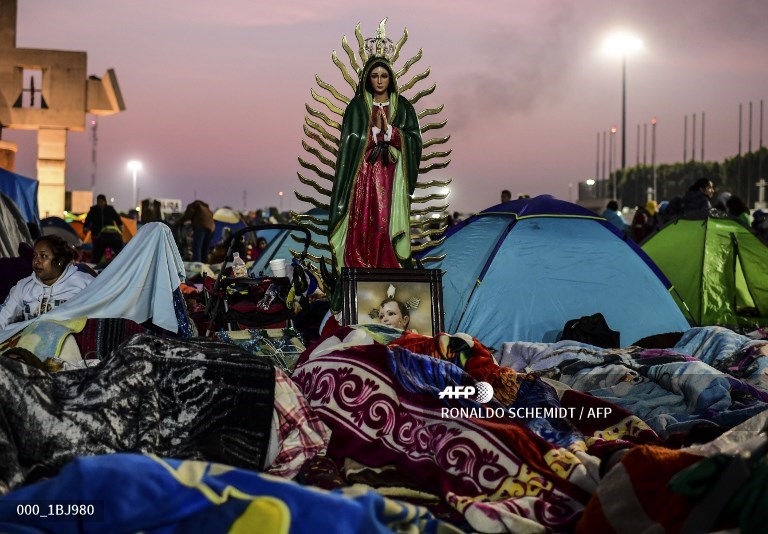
[269,259,287,277]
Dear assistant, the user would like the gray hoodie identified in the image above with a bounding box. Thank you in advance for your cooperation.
[0,264,94,330]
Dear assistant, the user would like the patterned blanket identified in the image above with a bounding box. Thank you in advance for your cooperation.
[290,326,662,532]
[498,326,768,438]
[0,334,275,494]
[0,453,462,534]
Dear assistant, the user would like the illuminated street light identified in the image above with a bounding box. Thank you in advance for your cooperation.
[609,126,617,199]
[127,160,143,210]
[651,117,657,200]
[602,31,643,172]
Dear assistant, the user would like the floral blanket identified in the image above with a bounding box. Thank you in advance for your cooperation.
[498,326,768,438]
[290,325,662,532]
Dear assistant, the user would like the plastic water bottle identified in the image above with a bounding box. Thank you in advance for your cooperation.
[231,252,247,278]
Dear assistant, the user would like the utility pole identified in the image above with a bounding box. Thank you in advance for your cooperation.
[602,131,607,198]
[90,116,98,191]
[652,117,657,201]
[739,103,742,156]
[595,132,600,182]
[749,101,753,153]
[692,113,696,163]
[643,123,647,166]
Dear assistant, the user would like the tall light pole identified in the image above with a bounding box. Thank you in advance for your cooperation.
[651,117,657,200]
[127,160,142,210]
[603,31,643,170]
[609,126,617,199]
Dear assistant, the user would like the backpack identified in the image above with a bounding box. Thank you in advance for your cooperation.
[558,313,620,348]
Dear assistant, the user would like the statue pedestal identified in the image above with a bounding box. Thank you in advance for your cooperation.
[0,140,17,172]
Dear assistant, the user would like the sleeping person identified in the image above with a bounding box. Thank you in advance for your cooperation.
[0,235,94,330]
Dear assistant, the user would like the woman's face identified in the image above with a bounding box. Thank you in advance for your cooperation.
[369,66,390,98]
[379,301,409,329]
[33,241,64,285]
[702,181,715,198]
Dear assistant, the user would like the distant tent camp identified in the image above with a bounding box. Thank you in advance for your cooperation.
[417,195,690,349]
[252,209,329,275]
[211,207,245,247]
[79,215,137,246]
[41,216,82,246]
[642,213,768,327]
[0,167,39,223]
[121,216,137,244]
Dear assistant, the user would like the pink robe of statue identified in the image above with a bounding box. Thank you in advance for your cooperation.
[344,103,403,268]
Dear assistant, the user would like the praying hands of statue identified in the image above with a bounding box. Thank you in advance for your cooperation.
[375,107,388,133]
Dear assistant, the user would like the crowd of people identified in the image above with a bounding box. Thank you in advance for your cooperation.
[600,177,768,243]
[2,176,766,334]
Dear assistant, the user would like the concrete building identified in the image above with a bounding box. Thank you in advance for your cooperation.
[0,0,124,216]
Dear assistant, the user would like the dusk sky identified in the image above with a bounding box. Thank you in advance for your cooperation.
[6,0,768,214]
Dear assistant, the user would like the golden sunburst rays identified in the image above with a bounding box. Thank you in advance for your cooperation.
[294,20,453,270]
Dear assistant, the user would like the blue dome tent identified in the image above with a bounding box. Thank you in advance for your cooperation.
[252,208,329,276]
[418,195,689,349]
[41,216,82,246]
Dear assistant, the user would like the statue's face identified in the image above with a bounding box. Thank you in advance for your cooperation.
[369,66,390,98]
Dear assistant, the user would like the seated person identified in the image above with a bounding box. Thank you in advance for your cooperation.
[0,235,95,330]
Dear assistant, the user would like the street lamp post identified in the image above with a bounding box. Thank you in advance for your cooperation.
[609,126,616,199]
[651,117,657,200]
[127,160,142,210]
[603,32,642,171]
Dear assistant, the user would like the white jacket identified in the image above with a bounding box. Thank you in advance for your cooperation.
[0,264,94,330]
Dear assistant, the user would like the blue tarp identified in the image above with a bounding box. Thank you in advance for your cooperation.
[0,167,39,223]
[418,195,690,348]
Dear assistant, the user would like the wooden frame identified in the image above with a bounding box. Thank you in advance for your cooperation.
[341,268,444,336]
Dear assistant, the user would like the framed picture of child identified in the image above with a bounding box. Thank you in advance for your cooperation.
[340,268,444,336]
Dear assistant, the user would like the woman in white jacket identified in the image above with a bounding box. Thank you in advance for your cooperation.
[0,235,94,330]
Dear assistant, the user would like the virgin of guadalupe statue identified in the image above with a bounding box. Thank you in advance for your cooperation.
[328,51,422,273]
[292,20,453,315]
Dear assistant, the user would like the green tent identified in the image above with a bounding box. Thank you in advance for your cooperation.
[642,213,768,327]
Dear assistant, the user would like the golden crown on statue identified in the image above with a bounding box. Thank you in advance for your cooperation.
[364,18,395,60]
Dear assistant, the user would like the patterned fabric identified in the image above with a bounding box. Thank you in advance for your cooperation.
[391,330,533,405]
[344,115,403,268]
[266,368,331,479]
[72,317,147,359]
[0,453,462,534]
[0,317,86,360]
[575,445,703,533]
[0,334,275,494]
[499,329,768,439]
[291,328,596,532]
